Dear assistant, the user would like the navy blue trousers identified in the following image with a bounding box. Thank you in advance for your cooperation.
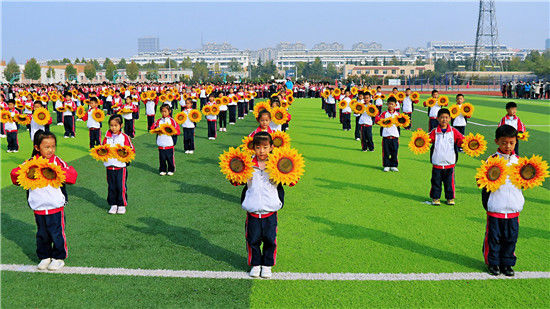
[228,105,237,123]
[159,148,175,173]
[483,216,519,266]
[382,137,399,167]
[35,210,67,260]
[106,167,127,206]
[360,125,374,151]
[430,167,455,200]
[245,212,278,267]
[89,128,101,149]
[207,120,216,138]
[342,113,351,130]
[183,128,195,151]
[63,115,75,137]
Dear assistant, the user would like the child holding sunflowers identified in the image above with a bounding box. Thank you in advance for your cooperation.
[10,130,78,271]
[150,104,180,175]
[81,97,103,149]
[29,101,52,141]
[375,97,400,172]
[4,100,20,153]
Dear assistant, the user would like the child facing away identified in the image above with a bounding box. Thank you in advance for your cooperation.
[249,109,274,137]
[375,97,400,172]
[498,102,526,155]
[481,124,524,277]
[103,114,135,215]
[340,89,352,131]
[401,88,414,130]
[81,97,102,149]
[181,98,196,154]
[151,104,180,175]
[428,108,464,206]
[10,130,78,271]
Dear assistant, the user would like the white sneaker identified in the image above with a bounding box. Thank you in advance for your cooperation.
[167,172,174,176]
[6,150,11,153]
[356,138,360,141]
[0,134,6,138]
[209,137,215,140]
[64,136,69,138]
[391,167,399,172]
[219,128,223,131]
[184,150,189,154]
[383,167,390,172]
[57,123,63,126]
[189,151,194,154]
[224,128,227,131]
[108,205,118,214]
[37,258,51,270]
[249,266,261,278]
[260,266,272,278]
[47,259,64,271]
[160,172,167,176]
[230,123,235,125]
[13,150,18,153]
[117,206,126,214]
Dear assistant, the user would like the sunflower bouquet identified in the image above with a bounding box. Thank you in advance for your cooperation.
[90,144,114,162]
[462,133,487,157]
[159,123,179,136]
[337,100,348,110]
[56,105,68,113]
[517,131,529,141]
[91,109,105,122]
[351,101,366,114]
[378,117,395,128]
[366,104,379,117]
[350,87,358,96]
[219,147,255,184]
[438,96,449,106]
[265,147,305,186]
[408,129,431,154]
[395,114,410,128]
[33,108,51,125]
[424,98,436,108]
[188,109,202,123]
[461,103,474,117]
[475,156,509,192]
[270,131,291,148]
[410,92,420,102]
[210,105,220,116]
[14,114,31,125]
[221,96,230,105]
[113,145,136,163]
[1,110,13,123]
[17,157,66,190]
[287,96,295,105]
[271,107,288,125]
[76,106,86,118]
[449,105,461,118]
[508,155,549,190]
[396,92,406,101]
[241,136,255,154]
[174,112,188,124]
[332,88,341,97]
[322,89,330,98]
[202,105,212,116]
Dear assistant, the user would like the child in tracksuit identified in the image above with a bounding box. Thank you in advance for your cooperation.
[206,96,217,140]
[218,93,228,132]
[498,102,526,155]
[402,88,414,130]
[359,93,375,152]
[428,108,464,206]
[451,94,469,136]
[181,99,196,154]
[5,100,20,152]
[341,89,352,131]
[103,114,135,215]
[10,130,78,271]
[250,109,274,137]
[145,93,158,130]
[425,90,441,132]
[30,101,52,141]
[228,89,238,125]
[81,97,102,149]
[118,99,138,138]
[57,93,76,138]
[482,124,524,277]
[375,97,400,172]
[353,93,364,140]
[151,104,180,175]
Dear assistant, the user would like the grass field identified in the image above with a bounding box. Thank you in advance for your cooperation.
[1,95,549,307]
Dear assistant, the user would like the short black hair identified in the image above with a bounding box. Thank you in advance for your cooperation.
[108,114,123,126]
[495,124,518,139]
[257,109,271,120]
[387,96,397,104]
[160,103,171,112]
[392,87,398,91]
[405,88,411,91]
[90,97,98,103]
[456,93,464,99]
[32,130,57,157]
[437,108,450,117]
[431,89,438,95]
[505,102,517,109]
[252,131,273,146]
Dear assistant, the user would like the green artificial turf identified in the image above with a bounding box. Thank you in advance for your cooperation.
[1,96,549,307]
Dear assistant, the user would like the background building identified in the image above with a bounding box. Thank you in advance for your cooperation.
[138,37,160,53]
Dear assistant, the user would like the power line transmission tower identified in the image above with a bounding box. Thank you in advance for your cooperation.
[473,0,501,71]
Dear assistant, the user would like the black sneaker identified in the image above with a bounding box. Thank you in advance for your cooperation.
[501,266,515,277]
[488,265,500,276]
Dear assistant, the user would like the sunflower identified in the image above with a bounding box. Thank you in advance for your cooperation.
[16,100,24,110]
[40,95,49,102]
[207,85,214,93]
[175,112,188,124]
[245,93,252,100]
[287,96,295,105]
[271,131,291,148]
[241,136,255,154]
[350,87,358,95]
[280,101,289,109]
[17,157,50,190]
[33,107,51,125]
[202,105,212,115]
[265,147,305,186]
[286,89,294,97]
[378,117,395,128]
[219,147,254,184]
[113,145,135,163]
[508,155,549,190]
[140,92,148,101]
[449,105,461,118]
[148,91,157,100]
[408,129,431,155]
[337,100,348,110]
[271,107,288,125]
[410,92,420,102]
[1,110,12,123]
[210,105,220,115]
[38,162,66,188]
[366,104,379,117]
[475,156,509,192]
[56,105,68,113]
[221,97,230,105]
[76,106,86,118]
[396,92,406,101]
[90,144,113,162]
[92,109,105,122]
[387,94,396,101]
[253,101,271,118]
[231,95,239,103]
[517,131,529,141]
[83,99,90,105]
[351,102,366,114]
[252,91,258,98]
[425,98,436,107]
[159,123,178,136]
[438,96,449,106]
[461,103,474,117]
[322,89,330,98]
[462,133,487,158]
[50,93,59,102]
[370,89,377,96]
[332,88,341,97]
[380,94,387,100]
[395,113,411,128]
[149,127,163,135]
[188,109,202,123]
[373,95,381,101]
[14,114,30,125]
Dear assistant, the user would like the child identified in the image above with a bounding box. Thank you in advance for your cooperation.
[402,88,414,130]
[5,100,20,152]
[341,89,352,131]
[181,99,196,154]
[481,124,524,277]
[359,93,375,152]
[374,86,384,111]
[57,93,76,138]
[375,97,400,172]
[237,87,246,119]
[151,104,180,175]
[0,94,7,138]
[218,94,228,132]
[117,99,137,138]
[10,130,78,271]
[145,92,158,130]
[239,132,286,278]
[228,88,237,124]
[451,94,468,136]
[249,109,274,137]
[428,108,464,205]
[103,114,134,215]
[425,90,441,132]
[81,97,102,149]
[498,102,526,155]
[269,99,282,131]
[206,96,217,140]
[325,88,336,119]
[353,92,365,140]
[391,87,401,111]
[30,101,52,141]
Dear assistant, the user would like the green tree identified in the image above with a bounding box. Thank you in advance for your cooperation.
[103,58,114,70]
[65,64,77,81]
[325,62,339,80]
[61,58,71,64]
[145,70,159,81]
[228,58,241,72]
[24,58,42,81]
[164,58,177,69]
[4,58,20,82]
[105,63,117,81]
[75,58,81,63]
[192,60,209,82]
[117,58,127,70]
[309,57,324,80]
[84,61,97,81]
[92,59,101,70]
[180,57,193,69]
[126,61,139,81]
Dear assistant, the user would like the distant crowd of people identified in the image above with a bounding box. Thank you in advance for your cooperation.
[501,81,550,100]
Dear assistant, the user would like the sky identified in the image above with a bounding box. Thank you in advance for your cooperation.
[1,0,548,63]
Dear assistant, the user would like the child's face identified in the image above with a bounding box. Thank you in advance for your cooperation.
[507,107,516,116]
[495,136,516,155]
[254,141,273,161]
[209,97,214,102]
[35,137,56,159]
[392,89,398,94]
[437,113,451,127]
[432,92,439,98]
[259,114,271,129]
[89,101,98,109]
[405,89,411,95]
[109,120,122,134]
[186,101,192,108]
[161,108,170,118]
[33,103,42,110]
[358,94,363,100]
[7,103,14,109]
[365,95,371,101]
[456,96,464,104]
[387,102,396,112]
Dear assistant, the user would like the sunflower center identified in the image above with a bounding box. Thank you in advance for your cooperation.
[398,117,406,124]
[97,148,109,156]
[277,157,294,174]
[275,112,283,120]
[26,166,38,179]
[117,148,129,158]
[414,137,425,148]
[229,157,245,173]
[464,107,471,113]
[520,164,536,180]
[486,166,502,181]
[468,140,480,150]
[273,137,283,147]
[41,167,57,180]
[38,113,46,120]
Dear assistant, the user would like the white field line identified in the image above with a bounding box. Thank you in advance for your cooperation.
[413,108,550,127]
[2,264,549,281]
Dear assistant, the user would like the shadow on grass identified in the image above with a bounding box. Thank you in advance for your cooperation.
[299,125,334,131]
[186,157,219,165]
[131,161,158,174]
[127,217,246,270]
[308,216,485,270]
[294,140,352,151]
[172,180,238,203]
[305,156,379,171]
[466,217,550,240]
[63,142,91,153]
[1,213,36,262]
[314,177,426,202]
[309,132,356,141]
[70,185,106,211]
